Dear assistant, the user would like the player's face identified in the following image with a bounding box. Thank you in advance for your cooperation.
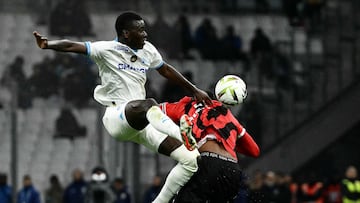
[127,20,147,49]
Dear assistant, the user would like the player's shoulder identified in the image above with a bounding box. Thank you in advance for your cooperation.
[88,40,119,49]
[90,40,116,45]
[143,41,159,53]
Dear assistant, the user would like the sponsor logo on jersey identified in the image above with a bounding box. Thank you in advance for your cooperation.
[117,63,147,73]
[114,45,131,52]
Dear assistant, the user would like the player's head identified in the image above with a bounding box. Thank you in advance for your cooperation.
[115,11,147,49]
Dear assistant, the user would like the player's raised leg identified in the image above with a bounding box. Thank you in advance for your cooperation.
[125,99,181,142]
[152,138,199,203]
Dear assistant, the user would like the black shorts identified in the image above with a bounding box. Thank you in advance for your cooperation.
[173,151,242,203]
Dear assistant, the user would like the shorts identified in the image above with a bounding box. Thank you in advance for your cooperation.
[102,103,168,152]
[173,152,242,203]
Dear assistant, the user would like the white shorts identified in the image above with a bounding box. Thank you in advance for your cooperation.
[102,103,168,152]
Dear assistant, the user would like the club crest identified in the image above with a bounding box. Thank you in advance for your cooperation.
[130,55,137,62]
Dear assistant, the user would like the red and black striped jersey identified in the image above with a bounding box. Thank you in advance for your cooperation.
[161,96,248,159]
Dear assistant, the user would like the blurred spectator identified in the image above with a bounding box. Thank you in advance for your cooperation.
[143,175,162,203]
[61,71,88,106]
[148,14,179,59]
[49,0,93,37]
[341,165,360,203]
[86,166,114,203]
[250,28,272,58]
[63,169,88,203]
[220,25,250,70]
[282,0,304,26]
[45,175,63,203]
[250,28,273,82]
[272,44,293,108]
[1,55,32,109]
[195,18,220,60]
[255,0,270,13]
[220,0,238,13]
[297,173,324,203]
[112,178,131,203]
[286,175,298,203]
[161,71,193,102]
[247,170,264,203]
[322,174,341,203]
[17,175,41,203]
[260,171,288,202]
[221,25,243,56]
[304,0,324,31]
[0,173,12,203]
[29,57,59,99]
[54,106,87,140]
[1,56,26,86]
[272,44,292,88]
[58,55,96,107]
[276,172,292,203]
[173,15,194,59]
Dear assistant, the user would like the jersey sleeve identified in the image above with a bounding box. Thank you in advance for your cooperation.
[235,131,260,158]
[84,41,109,61]
[160,101,186,124]
[146,41,164,69]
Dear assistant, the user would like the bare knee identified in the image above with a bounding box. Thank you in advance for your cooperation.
[127,98,158,114]
[143,98,158,110]
[125,98,159,130]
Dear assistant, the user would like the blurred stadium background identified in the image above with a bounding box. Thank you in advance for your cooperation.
[0,0,360,202]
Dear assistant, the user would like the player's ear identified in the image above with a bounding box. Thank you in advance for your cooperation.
[123,30,130,39]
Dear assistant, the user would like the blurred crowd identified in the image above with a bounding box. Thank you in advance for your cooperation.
[233,165,360,203]
[0,167,162,203]
[0,54,97,109]
[1,165,359,203]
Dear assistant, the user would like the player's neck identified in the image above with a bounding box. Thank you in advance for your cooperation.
[118,38,138,51]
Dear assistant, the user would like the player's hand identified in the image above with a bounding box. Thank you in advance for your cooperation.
[193,88,212,105]
[33,31,48,49]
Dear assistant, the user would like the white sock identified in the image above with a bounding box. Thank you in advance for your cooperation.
[152,164,189,203]
[152,145,199,203]
[146,106,182,141]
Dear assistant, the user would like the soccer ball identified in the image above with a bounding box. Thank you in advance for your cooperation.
[215,75,247,106]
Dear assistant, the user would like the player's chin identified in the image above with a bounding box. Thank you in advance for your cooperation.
[134,41,145,49]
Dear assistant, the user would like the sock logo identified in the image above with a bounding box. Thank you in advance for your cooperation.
[119,112,124,120]
[161,117,169,123]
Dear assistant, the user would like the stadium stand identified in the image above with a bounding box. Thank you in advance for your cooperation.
[1,0,360,201]
[0,107,98,194]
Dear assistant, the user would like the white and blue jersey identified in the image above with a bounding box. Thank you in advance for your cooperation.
[84,40,163,106]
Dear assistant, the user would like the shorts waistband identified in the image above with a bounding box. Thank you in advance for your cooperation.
[200,151,237,163]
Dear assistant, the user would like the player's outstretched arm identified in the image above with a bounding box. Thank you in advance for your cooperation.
[235,132,260,157]
[33,31,87,54]
[157,63,212,104]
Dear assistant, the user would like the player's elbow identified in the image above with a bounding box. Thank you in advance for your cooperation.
[252,145,260,158]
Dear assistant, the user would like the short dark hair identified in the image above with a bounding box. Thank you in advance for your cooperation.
[114,177,124,184]
[115,11,143,36]
[0,173,7,184]
[23,175,31,181]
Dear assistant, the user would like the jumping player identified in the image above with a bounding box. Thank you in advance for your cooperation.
[33,12,211,203]
[160,93,260,202]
